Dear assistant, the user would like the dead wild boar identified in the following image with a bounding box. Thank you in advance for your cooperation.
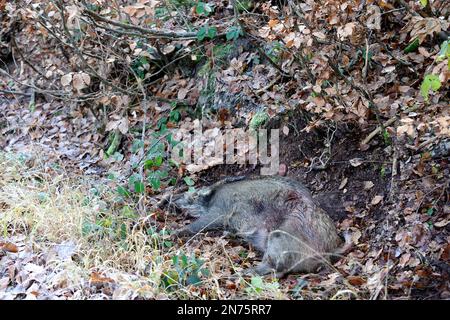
[173,176,343,278]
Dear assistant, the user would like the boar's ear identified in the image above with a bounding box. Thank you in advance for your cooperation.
[197,188,215,205]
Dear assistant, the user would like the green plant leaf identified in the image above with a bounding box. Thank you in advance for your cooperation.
[197,25,217,41]
[250,276,264,293]
[420,74,441,101]
[82,221,101,236]
[154,155,163,167]
[134,181,145,193]
[121,206,137,219]
[187,274,202,285]
[119,223,127,240]
[226,26,242,41]
[117,185,131,197]
[149,176,161,190]
[249,111,269,130]
[195,2,213,16]
[180,254,188,268]
[164,240,173,248]
[169,110,181,123]
[404,38,420,53]
[419,0,428,7]
[197,27,207,41]
[207,26,217,39]
[131,139,144,154]
[183,176,195,186]
[437,40,449,62]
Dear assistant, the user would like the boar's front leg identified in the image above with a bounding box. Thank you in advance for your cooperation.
[243,262,286,279]
[174,214,223,237]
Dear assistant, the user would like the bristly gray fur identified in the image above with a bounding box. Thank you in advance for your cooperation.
[173,175,343,278]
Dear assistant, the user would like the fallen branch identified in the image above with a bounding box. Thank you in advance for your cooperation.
[83,8,198,40]
[0,89,31,96]
[361,117,396,146]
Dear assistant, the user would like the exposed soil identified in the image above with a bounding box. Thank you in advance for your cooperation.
[194,112,449,299]
[199,111,389,224]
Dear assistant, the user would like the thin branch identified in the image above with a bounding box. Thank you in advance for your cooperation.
[83,8,198,40]
[361,117,397,146]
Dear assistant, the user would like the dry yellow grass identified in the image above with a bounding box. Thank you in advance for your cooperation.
[0,150,288,299]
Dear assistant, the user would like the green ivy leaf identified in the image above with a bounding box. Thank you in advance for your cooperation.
[119,223,127,240]
[207,26,217,39]
[195,2,213,16]
[420,74,441,101]
[121,206,137,219]
[187,274,202,285]
[197,25,217,41]
[149,177,161,190]
[134,181,145,194]
[184,176,195,186]
[169,110,181,123]
[250,276,264,293]
[144,159,154,169]
[131,139,144,154]
[164,240,173,248]
[181,254,188,267]
[117,185,131,197]
[226,26,242,41]
[81,221,102,236]
[249,111,269,130]
[154,155,163,167]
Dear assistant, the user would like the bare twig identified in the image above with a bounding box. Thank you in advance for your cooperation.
[0,89,31,96]
[56,0,135,96]
[83,8,198,40]
[361,117,396,146]
[11,38,46,78]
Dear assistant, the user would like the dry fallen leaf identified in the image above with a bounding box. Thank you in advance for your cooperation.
[371,195,383,205]
[351,229,362,244]
[72,72,91,91]
[366,5,381,30]
[347,276,366,286]
[90,272,115,288]
[178,88,189,100]
[339,177,348,190]
[0,242,19,253]
[363,181,374,190]
[434,219,449,228]
[350,158,364,167]
[61,73,72,86]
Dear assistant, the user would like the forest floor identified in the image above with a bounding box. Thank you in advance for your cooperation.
[0,1,449,300]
